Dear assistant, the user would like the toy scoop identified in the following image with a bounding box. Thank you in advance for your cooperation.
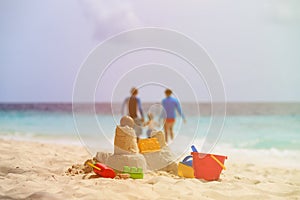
[86,162,116,178]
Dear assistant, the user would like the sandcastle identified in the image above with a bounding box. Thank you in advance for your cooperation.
[96,116,178,175]
[144,130,178,174]
[106,116,147,171]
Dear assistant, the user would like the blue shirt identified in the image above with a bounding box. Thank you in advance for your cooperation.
[161,96,185,119]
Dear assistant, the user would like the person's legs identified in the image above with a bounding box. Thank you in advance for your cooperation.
[134,118,143,141]
[164,122,169,143]
[169,122,175,140]
[164,119,175,143]
[165,118,175,142]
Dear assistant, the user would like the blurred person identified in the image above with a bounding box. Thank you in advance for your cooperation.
[161,89,186,143]
[121,87,144,140]
[144,112,159,138]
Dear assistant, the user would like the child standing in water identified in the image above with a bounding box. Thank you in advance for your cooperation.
[144,113,159,138]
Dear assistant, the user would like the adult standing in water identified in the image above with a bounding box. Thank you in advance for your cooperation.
[121,87,144,140]
[161,89,186,143]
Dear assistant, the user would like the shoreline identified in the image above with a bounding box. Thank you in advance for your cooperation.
[1,136,300,169]
[0,138,299,199]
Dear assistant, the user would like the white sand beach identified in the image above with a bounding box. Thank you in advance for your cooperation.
[0,138,299,200]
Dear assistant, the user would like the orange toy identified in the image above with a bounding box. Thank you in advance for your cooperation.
[138,138,161,153]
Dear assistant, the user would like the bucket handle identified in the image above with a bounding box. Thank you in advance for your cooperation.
[182,155,192,163]
[210,155,226,170]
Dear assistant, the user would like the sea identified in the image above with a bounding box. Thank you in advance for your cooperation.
[1,103,300,167]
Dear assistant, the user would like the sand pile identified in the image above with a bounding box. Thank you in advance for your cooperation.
[114,125,139,154]
[107,116,148,171]
[99,116,178,174]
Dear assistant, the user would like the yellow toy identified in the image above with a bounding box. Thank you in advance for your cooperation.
[178,155,194,178]
[138,138,161,153]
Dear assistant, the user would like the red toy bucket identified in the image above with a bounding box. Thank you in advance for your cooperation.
[191,152,227,181]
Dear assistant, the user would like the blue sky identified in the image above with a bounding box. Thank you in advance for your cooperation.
[1,0,299,102]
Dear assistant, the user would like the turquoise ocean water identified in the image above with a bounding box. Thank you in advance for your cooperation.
[0,104,299,157]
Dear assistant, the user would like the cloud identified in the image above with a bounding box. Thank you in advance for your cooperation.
[78,0,142,40]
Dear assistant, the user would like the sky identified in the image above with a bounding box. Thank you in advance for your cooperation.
[1,0,300,102]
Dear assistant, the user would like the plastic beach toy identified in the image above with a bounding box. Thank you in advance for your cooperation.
[123,166,144,179]
[138,138,161,153]
[191,145,198,153]
[191,145,226,170]
[190,145,227,181]
[178,155,195,178]
[87,162,116,178]
[192,152,227,181]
